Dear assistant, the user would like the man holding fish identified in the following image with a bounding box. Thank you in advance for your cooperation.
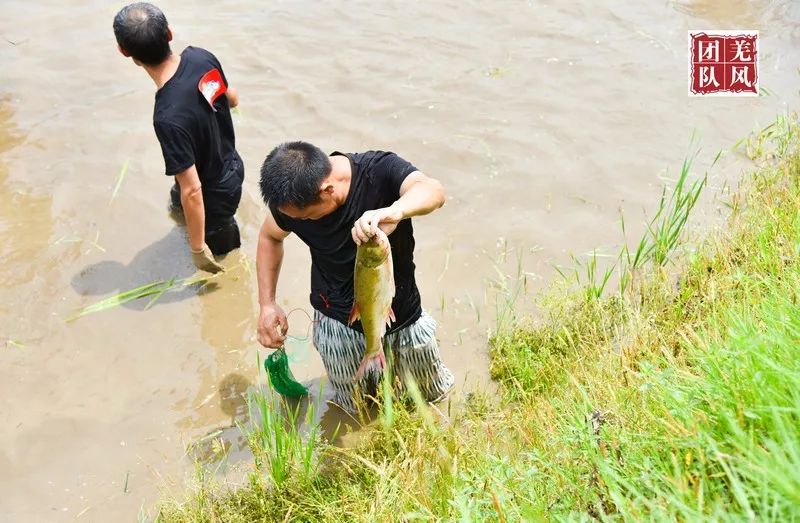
[256,143,454,413]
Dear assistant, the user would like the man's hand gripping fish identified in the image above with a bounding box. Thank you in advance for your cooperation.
[348,229,395,381]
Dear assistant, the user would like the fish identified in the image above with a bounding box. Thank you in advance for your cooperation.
[348,229,396,381]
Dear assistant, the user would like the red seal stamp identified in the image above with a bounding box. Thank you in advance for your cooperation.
[689,30,758,97]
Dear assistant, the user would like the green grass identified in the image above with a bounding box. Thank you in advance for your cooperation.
[155,114,800,522]
[243,357,321,490]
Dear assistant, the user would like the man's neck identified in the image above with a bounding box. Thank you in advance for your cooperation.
[330,155,353,207]
[144,53,181,90]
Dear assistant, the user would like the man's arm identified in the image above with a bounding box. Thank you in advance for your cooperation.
[351,171,445,244]
[175,165,224,273]
[256,211,291,348]
[175,165,205,250]
[393,171,446,218]
[226,86,239,109]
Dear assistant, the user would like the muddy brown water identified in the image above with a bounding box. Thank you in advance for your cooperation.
[0,0,798,520]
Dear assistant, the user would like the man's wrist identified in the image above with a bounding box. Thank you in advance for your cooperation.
[389,201,406,220]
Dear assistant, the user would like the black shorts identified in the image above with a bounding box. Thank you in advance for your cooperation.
[205,154,243,255]
[206,216,240,256]
[204,153,244,225]
[170,154,244,256]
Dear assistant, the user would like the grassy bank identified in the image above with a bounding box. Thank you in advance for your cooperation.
[158,115,799,522]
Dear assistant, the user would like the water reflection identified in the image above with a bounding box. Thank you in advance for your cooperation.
[0,100,23,154]
[175,260,259,459]
[198,259,255,349]
[0,165,53,288]
[0,100,53,290]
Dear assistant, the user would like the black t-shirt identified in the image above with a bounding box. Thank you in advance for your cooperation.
[153,46,241,219]
[271,151,422,334]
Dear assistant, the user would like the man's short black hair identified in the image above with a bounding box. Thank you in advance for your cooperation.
[113,3,171,66]
[260,142,332,209]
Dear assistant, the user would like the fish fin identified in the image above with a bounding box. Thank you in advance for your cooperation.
[354,347,387,381]
[386,307,396,327]
[347,303,360,325]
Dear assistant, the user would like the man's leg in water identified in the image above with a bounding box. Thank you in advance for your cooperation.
[388,311,455,403]
[205,216,241,256]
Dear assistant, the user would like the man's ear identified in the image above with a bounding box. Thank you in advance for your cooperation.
[321,183,335,196]
[167,27,173,42]
[117,44,131,57]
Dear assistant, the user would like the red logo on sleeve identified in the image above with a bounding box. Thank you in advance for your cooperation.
[198,68,227,111]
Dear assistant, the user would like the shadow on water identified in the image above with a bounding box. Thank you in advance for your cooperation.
[187,372,254,464]
[69,226,217,309]
[219,372,253,420]
[281,376,369,446]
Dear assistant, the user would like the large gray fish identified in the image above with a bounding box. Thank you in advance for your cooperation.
[348,229,395,380]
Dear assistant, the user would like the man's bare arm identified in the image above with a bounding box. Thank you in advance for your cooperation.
[257,211,290,305]
[256,211,291,348]
[393,171,446,219]
[351,171,446,244]
[176,165,225,273]
[175,165,205,250]
[226,86,239,109]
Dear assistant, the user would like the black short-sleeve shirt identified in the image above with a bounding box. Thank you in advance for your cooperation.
[153,46,239,187]
[270,151,422,333]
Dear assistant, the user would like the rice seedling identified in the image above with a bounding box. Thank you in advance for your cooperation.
[53,236,82,245]
[110,159,129,204]
[86,230,107,254]
[243,352,322,488]
[67,279,174,321]
[67,269,230,322]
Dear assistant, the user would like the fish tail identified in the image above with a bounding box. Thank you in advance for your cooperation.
[354,347,387,381]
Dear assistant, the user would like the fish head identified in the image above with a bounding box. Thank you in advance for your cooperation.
[356,231,390,268]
